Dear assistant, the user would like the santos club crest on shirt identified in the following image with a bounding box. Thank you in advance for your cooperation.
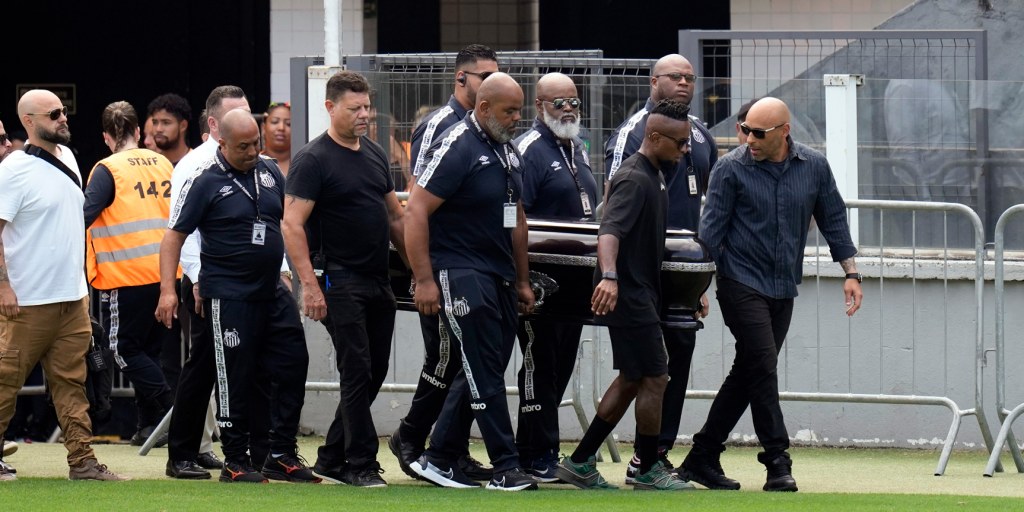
[223,328,241,348]
[259,170,276,188]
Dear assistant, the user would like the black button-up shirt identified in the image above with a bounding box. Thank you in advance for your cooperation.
[699,137,857,299]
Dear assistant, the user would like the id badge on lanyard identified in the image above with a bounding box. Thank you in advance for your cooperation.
[252,221,267,245]
[503,203,517,228]
[580,191,592,216]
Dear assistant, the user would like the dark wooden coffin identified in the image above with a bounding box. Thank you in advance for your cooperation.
[389,218,715,331]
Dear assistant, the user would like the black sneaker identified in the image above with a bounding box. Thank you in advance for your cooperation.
[760,453,798,492]
[410,454,480,489]
[196,451,224,470]
[220,459,269,483]
[678,451,740,490]
[388,427,423,480]
[486,467,538,491]
[166,459,211,480]
[263,453,322,483]
[524,450,561,483]
[0,459,16,481]
[458,453,493,481]
[312,462,348,484]
[343,462,388,488]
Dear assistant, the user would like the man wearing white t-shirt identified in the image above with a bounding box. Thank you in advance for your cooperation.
[0,89,127,481]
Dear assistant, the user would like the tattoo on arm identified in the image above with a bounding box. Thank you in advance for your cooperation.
[840,257,858,274]
[0,264,7,283]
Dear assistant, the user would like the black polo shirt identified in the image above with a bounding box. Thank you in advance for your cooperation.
[286,133,394,278]
[169,151,286,300]
[417,112,523,282]
[410,95,468,177]
[604,98,717,231]
[513,118,599,220]
[593,152,668,328]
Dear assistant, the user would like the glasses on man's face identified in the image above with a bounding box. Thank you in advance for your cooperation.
[28,106,68,121]
[464,70,494,82]
[655,72,698,84]
[740,122,787,139]
[655,131,689,151]
[0,134,8,144]
[542,98,581,110]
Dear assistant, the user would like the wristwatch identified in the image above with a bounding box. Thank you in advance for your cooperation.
[601,271,618,281]
[845,273,862,283]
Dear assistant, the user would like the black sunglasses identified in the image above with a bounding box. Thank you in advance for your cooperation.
[655,131,689,150]
[463,70,494,81]
[655,72,698,84]
[542,98,581,110]
[28,106,68,121]
[740,122,786,139]
[0,133,8,144]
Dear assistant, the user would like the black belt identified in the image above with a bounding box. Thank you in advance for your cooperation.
[325,262,348,271]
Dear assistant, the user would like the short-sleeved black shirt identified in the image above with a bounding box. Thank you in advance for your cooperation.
[169,151,286,300]
[286,133,394,278]
[416,113,523,282]
[594,152,668,327]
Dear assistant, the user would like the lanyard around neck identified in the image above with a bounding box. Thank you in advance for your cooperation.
[216,157,262,220]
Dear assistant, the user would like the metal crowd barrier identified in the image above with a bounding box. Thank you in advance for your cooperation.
[984,204,1024,476]
[22,199,996,475]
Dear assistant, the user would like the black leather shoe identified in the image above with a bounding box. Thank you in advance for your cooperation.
[760,453,798,492]
[388,427,423,480]
[196,451,224,469]
[166,459,212,480]
[678,452,741,490]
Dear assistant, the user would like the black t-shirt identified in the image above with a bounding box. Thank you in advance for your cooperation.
[594,152,668,327]
[286,133,394,277]
[169,151,286,300]
[417,113,523,281]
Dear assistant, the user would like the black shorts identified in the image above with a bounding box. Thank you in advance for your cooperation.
[608,323,668,380]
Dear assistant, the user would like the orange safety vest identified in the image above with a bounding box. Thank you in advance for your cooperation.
[86,148,180,289]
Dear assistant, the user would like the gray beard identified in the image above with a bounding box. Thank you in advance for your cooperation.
[484,115,515,144]
[542,110,580,140]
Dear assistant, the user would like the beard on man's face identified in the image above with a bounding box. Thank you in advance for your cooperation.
[542,110,580,140]
[39,125,71,146]
[484,115,515,144]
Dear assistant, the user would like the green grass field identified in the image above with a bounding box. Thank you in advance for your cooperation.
[3,438,1024,511]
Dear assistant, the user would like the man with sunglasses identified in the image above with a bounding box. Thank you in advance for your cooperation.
[682,97,862,492]
[0,121,12,162]
[556,99,693,491]
[510,72,598,482]
[0,89,128,481]
[390,43,499,483]
[604,53,715,486]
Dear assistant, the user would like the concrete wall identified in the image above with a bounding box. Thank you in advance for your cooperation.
[269,0,365,103]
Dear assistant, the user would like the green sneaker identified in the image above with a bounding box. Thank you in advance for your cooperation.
[633,460,696,491]
[554,455,618,490]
